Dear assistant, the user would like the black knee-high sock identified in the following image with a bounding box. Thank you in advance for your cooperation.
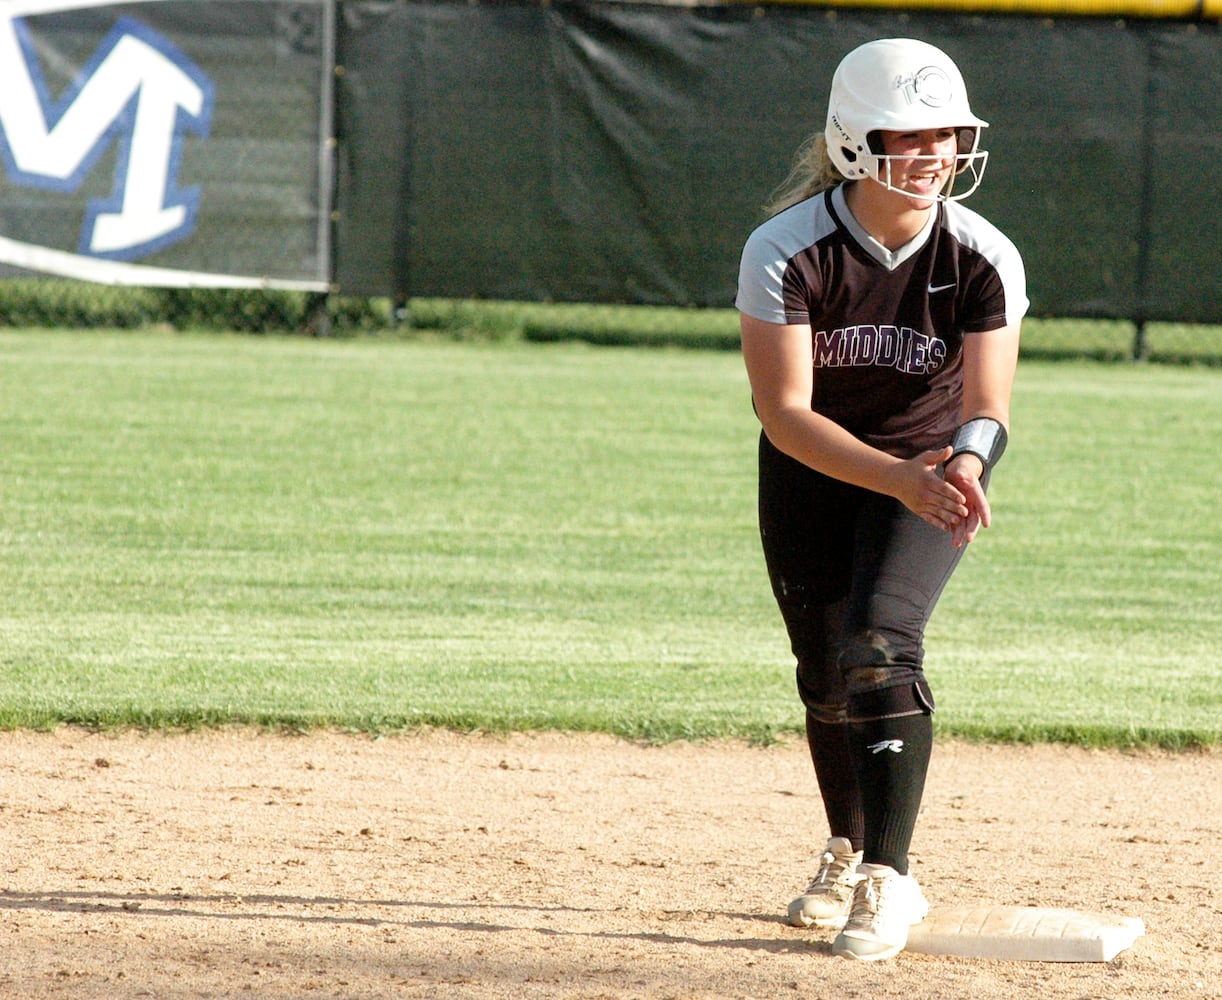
[848,711,933,875]
[805,709,865,850]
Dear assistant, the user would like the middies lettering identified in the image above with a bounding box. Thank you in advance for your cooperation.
[813,325,947,374]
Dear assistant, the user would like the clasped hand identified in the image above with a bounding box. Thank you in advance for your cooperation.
[889,446,991,548]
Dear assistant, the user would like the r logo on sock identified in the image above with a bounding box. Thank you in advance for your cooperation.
[867,739,905,754]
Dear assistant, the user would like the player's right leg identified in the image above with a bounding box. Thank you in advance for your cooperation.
[757,434,866,927]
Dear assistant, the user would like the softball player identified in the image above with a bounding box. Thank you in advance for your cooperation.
[736,38,1027,961]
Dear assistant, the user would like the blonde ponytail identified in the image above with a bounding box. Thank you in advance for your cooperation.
[763,133,845,218]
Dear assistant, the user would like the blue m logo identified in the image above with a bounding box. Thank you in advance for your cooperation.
[0,13,214,261]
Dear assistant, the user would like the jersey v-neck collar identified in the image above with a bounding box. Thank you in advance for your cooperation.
[829,183,938,272]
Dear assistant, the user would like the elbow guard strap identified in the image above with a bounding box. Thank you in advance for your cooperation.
[950,417,1008,471]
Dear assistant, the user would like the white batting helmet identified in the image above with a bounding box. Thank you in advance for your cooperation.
[825,38,989,202]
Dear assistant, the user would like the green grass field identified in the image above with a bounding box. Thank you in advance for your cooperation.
[0,328,1218,748]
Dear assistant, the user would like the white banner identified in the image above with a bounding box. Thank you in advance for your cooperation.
[0,1,334,289]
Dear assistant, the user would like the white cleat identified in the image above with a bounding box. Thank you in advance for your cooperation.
[832,862,929,961]
[787,836,864,929]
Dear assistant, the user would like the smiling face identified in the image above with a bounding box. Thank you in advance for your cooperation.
[872,128,960,205]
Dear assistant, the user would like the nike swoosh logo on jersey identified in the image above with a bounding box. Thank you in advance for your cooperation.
[928,282,956,294]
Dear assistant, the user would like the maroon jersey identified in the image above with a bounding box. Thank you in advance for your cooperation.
[736,183,1027,457]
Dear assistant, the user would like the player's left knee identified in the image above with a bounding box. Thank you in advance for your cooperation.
[839,628,900,671]
[844,670,935,723]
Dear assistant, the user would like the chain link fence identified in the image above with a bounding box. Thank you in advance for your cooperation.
[0,280,386,337]
[1,279,1219,365]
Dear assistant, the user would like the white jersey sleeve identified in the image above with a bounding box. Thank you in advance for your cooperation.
[735,197,837,326]
[944,202,1029,327]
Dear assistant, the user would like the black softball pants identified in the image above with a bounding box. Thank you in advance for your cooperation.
[758,430,972,712]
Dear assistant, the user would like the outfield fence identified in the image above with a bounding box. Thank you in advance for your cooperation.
[1,1,1218,339]
[2,280,1219,366]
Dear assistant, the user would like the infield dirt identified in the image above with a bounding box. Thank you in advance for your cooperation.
[1,728,1218,999]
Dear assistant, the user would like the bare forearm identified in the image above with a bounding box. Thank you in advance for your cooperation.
[761,407,903,495]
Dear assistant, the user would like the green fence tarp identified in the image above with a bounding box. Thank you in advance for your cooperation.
[334,4,1220,324]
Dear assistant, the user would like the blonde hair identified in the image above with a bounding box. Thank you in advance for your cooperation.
[763,133,846,218]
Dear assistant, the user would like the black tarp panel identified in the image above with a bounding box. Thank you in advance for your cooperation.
[334,3,1220,323]
[1143,28,1222,322]
[336,4,558,300]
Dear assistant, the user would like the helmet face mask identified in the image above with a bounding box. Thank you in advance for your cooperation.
[826,39,990,203]
[869,127,989,203]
